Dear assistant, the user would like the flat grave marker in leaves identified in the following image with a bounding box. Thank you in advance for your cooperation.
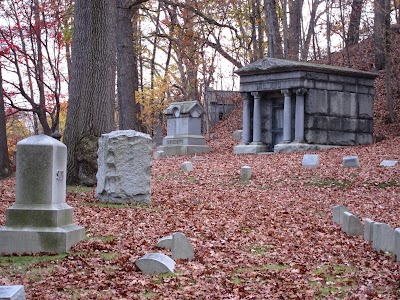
[136,253,175,274]
[0,285,26,300]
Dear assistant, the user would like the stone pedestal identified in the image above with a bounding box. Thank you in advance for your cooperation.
[157,101,211,155]
[0,135,84,255]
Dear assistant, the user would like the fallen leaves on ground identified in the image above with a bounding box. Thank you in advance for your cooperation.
[1,132,400,299]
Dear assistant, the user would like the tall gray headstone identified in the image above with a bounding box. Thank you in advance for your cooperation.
[380,223,395,253]
[332,205,349,225]
[0,135,84,255]
[364,218,375,241]
[372,222,383,251]
[96,130,152,203]
[342,212,363,236]
[0,286,25,300]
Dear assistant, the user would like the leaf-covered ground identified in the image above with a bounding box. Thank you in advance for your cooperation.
[1,130,400,299]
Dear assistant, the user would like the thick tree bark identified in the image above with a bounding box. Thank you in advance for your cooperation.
[347,0,363,46]
[0,67,11,178]
[64,0,116,185]
[374,0,387,70]
[287,0,303,61]
[117,0,142,130]
[264,0,283,58]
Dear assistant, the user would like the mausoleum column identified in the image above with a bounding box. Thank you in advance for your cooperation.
[281,89,292,143]
[294,88,307,143]
[251,92,262,144]
[241,93,251,144]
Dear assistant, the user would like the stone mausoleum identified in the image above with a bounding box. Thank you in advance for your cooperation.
[233,58,378,154]
[157,101,211,155]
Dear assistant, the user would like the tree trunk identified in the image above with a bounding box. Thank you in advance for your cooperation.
[64,0,116,185]
[264,0,283,58]
[326,0,331,64]
[374,0,387,70]
[0,66,11,178]
[288,0,303,61]
[117,0,142,130]
[347,0,363,46]
[301,0,321,60]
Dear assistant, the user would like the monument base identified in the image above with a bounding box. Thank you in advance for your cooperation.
[273,143,341,153]
[233,144,269,154]
[0,224,85,255]
[157,145,211,156]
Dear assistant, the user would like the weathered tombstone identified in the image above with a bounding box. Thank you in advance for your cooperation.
[171,232,195,261]
[136,253,175,274]
[364,218,375,241]
[153,150,164,160]
[157,235,173,249]
[342,212,363,236]
[380,160,398,167]
[96,130,152,204]
[394,228,400,262]
[181,161,194,172]
[233,130,243,141]
[0,286,25,300]
[302,154,320,168]
[240,166,252,181]
[153,123,164,146]
[379,224,395,253]
[342,156,360,168]
[332,205,349,225]
[372,222,383,251]
[157,101,211,155]
[0,135,84,255]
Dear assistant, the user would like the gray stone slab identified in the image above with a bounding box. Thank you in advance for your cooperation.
[172,232,195,261]
[181,161,193,172]
[240,166,252,181]
[394,228,400,262]
[342,212,363,236]
[333,205,349,225]
[153,150,164,160]
[0,285,25,300]
[96,130,152,203]
[380,223,395,253]
[302,154,320,168]
[372,222,383,251]
[157,235,173,249]
[136,253,175,274]
[342,156,360,168]
[380,160,398,167]
[363,218,375,241]
[234,144,269,154]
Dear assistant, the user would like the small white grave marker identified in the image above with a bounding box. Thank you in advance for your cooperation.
[302,154,320,168]
[363,218,375,241]
[342,212,363,236]
[394,228,400,262]
[157,235,173,249]
[0,285,25,300]
[380,223,395,253]
[153,150,165,160]
[181,161,194,172]
[172,232,195,261]
[380,160,398,167]
[342,156,360,168]
[240,166,252,181]
[136,253,175,274]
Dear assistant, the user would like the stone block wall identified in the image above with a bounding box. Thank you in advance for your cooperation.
[304,76,374,146]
